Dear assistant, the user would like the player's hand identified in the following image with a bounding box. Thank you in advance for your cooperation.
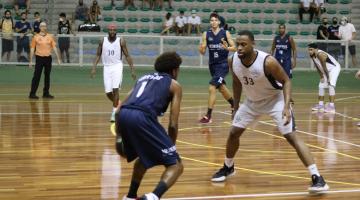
[221,38,229,50]
[282,108,291,126]
[90,68,96,78]
[57,59,61,65]
[198,44,206,55]
[291,59,296,69]
[355,70,360,79]
[320,77,325,83]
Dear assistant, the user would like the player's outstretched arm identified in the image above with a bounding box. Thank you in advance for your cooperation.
[290,36,297,69]
[168,80,182,144]
[91,39,103,78]
[121,38,136,80]
[265,56,292,125]
[198,32,207,55]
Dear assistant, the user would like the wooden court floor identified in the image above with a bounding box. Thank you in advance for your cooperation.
[0,89,359,200]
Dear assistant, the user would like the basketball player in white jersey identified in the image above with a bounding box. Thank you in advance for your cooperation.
[91,24,136,122]
[308,43,341,113]
[211,30,329,193]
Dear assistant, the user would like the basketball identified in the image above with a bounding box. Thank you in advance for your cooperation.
[115,136,127,158]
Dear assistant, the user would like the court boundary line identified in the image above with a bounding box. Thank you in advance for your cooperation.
[163,189,360,200]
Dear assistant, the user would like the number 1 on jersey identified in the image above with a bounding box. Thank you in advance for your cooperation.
[136,81,148,97]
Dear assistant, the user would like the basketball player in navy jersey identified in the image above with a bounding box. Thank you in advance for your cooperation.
[271,24,297,103]
[198,12,236,124]
[116,52,183,200]
[211,30,329,193]
[91,24,136,122]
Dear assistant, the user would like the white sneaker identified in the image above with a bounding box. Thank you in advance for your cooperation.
[122,195,136,200]
[110,111,115,122]
[139,193,159,200]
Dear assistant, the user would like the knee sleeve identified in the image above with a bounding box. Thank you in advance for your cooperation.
[319,87,325,96]
[329,85,336,96]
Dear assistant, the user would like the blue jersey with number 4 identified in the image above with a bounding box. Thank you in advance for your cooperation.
[122,72,172,117]
[207,29,228,65]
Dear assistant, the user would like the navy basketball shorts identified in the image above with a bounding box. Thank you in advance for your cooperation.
[117,108,180,169]
[209,62,229,88]
[278,58,292,79]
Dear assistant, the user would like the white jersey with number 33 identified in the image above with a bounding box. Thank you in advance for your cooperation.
[232,50,283,102]
[101,36,122,66]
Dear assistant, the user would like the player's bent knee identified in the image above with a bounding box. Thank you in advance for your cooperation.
[229,126,245,139]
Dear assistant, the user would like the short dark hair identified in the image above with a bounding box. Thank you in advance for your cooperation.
[59,12,66,17]
[238,30,255,41]
[20,12,26,16]
[154,52,182,73]
[4,10,11,15]
[279,23,286,29]
[34,12,40,16]
[308,43,318,49]
[209,13,219,20]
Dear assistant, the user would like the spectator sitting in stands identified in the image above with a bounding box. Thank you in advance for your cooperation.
[299,0,316,22]
[88,0,101,24]
[15,12,31,62]
[314,0,326,21]
[14,0,30,16]
[32,12,42,33]
[155,0,173,10]
[161,12,174,35]
[339,16,357,67]
[187,10,201,36]
[124,0,136,8]
[175,10,187,36]
[316,17,328,51]
[327,17,340,60]
[1,10,15,62]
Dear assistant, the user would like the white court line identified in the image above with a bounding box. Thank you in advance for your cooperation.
[218,111,360,148]
[163,189,360,200]
[335,96,360,102]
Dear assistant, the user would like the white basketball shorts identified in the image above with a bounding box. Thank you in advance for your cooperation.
[319,66,340,88]
[103,63,123,93]
[232,93,296,135]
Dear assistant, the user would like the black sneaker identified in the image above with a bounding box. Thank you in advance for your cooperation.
[308,175,329,193]
[211,164,235,182]
[43,94,55,99]
[29,94,39,99]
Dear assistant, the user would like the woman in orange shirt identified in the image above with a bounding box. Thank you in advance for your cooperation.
[29,22,61,99]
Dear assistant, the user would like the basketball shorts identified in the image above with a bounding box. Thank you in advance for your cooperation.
[103,63,123,93]
[117,107,180,169]
[319,66,340,88]
[232,93,296,135]
[209,62,229,88]
[277,58,292,79]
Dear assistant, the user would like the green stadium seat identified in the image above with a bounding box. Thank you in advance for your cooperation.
[152,29,162,34]
[300,31,310,36]
[215,8,224,12]
[252,30,261,35]
[104,17,113,22]
[174,0,182,2]
[115,6,125,11]
[165,7,174,12]
[312,31,317,36]
[289,19,298,24]
[153,18,163,23]
[202,8,212,13]
[227,19,237,24]
[327,9,337,15]
[233,0,242,2]
[280,0,289,3]
[240,8,249,13]
[262,30,273,35]
[4,5,14,9]
[276,19,286,24]
[292,0,300,3]
[117,28,125,33]
[128,17,138,22]
[239,19,249,24]
[153,7,162,11]
[186,0,195,2]
[340,0,351,4]
[227,8,237,13]
[140,18,151,22]
[221,0,230,2]
[127,29,138,33]
[141,7,150,11]
[197,0,206,2]
[202,18,210,23]
[289,8,298,14]
[264,9,274,14]
[140,29,150,34]
[327,0,337,4]
[245,0,254,2]
[103,6,112,11]
[339,10,351,15]
[277,9,287,14]
[264,19,274,24]
[177,8,187,12]
[288,31,297,36]
[128,7,137,11]
[301,20,311,24]
[251,19,261,24]
[268,0,278,3]
[252,9,261,14]
[116,17,126,22]
[256,0,265,3]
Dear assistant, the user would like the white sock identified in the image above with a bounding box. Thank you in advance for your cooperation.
[112,107,117,112]
[308,164,320,176]
[225,157,234,167]
[147,193,159,200]
[329,102,334,107]
[319,101,324,106]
